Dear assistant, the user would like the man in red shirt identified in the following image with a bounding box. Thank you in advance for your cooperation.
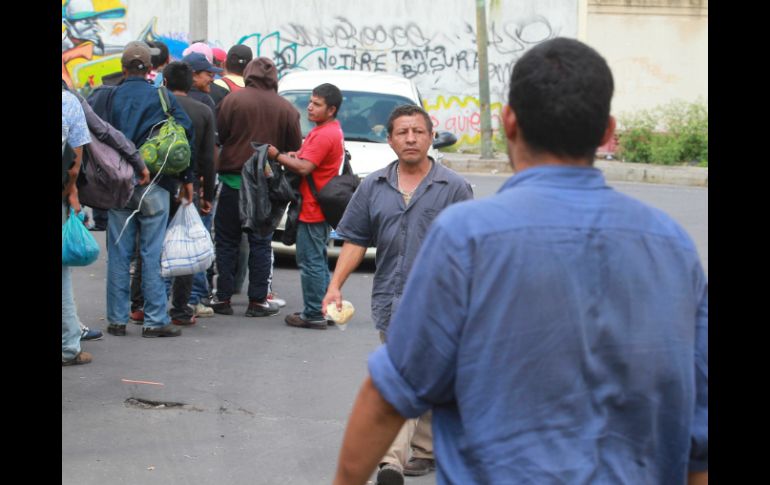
[268,83,345,329]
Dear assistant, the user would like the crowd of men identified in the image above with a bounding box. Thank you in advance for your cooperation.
[62,37,707,485]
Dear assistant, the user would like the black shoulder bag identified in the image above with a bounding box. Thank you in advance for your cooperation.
[305,149,359,228]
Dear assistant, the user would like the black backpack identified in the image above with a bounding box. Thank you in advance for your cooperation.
[305,150,359,228]
[62,142,75,191]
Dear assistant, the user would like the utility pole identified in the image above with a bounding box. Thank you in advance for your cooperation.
[475,0,493,159]
[189,0,208,42]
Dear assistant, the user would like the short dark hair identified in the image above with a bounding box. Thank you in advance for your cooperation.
[508,37,614,160]
[386,104,433,136]
[124,59,148,75]
[147,40,170,69]
[312,83,343,118]
[163,62,193,93]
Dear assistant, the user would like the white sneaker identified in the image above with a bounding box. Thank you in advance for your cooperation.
[267,293,287,308]
[191,303,215,318]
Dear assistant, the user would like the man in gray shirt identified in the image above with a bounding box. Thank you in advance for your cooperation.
[322,105,472,485]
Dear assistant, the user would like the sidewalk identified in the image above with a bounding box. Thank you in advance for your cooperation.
[440,152,708,187]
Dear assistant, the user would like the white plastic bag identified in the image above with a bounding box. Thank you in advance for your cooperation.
[160,201,215,277]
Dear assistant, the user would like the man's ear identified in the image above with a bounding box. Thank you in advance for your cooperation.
[503,104,517,142]
[599,116,616,147]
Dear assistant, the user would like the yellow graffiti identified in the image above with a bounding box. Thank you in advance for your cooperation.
[71,55,123,88]
[423,95,503,112]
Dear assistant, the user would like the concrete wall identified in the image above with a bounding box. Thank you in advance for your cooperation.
[62,0,707,147]
[67,0,578,147]
[586,0,708,117]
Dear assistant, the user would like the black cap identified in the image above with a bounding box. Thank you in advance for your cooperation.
[227,44,253,66]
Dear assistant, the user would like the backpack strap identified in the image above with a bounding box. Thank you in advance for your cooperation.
[221,76,242,92]
[157,86,172,117]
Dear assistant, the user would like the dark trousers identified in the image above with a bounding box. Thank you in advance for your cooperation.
[214,184,272,302]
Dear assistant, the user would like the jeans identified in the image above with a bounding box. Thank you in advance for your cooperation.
[62,202,82,361]
[296,221,331,320]
[106,186,170,328]
[189,211,213,305]
[214,184,272,302]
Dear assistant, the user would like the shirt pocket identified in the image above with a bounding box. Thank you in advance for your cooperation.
[415,208,439,238]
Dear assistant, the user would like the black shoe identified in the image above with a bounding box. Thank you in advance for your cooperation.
[107,323,126,336]
[285,312,327,330]
[142,324,182,338]
[403,457,436,476]
[376,463,404,485]
[245,300,280,317]
[210,299,233,315]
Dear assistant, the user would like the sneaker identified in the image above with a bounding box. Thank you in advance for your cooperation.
[80,325,103,341]
[403,457,436,477]
[107,323,126,336]
[191,303,214,318]
[376,463,404,485]
[285,312,327,330]
[245,300,280,317]
[142,324,182,338]
[266,292,287,308]
[172,315,197,326]
[62,351,93,366]
[129,310,144,325]
[210,298,233,315]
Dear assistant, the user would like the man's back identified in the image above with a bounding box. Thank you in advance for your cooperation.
[176,95,216,202]
[378,165,708,483]
[216,80,301,173]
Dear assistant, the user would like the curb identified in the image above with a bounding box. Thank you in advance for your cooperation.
[439,153,708,188]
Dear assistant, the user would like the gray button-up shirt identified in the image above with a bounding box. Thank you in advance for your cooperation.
[336,158,473,332]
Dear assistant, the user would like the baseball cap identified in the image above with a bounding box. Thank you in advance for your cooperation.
[182,52,223,74]
[227,44,253,66]
[212,47,227,65]
[121,41,159,69]
[183,42,213,63]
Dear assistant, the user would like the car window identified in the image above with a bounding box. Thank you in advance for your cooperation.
[280,90,416,143]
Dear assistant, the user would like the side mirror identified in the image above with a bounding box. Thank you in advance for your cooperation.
[433,131,457,149]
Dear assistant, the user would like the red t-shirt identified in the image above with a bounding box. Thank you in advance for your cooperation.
[297,119,345,223]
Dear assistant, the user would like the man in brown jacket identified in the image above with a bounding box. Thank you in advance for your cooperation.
[211,57,302,317]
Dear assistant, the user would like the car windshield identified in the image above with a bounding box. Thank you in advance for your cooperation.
[280,90,416,143]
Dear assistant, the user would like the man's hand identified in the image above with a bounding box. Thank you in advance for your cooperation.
[267,145,280,161]
[137,168,151,186]
[67,187,81,214]
[322,286,344,314]
[179,183,194,205]
[200,199,212,215]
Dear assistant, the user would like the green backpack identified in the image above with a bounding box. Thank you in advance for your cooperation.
[140,87,191,175]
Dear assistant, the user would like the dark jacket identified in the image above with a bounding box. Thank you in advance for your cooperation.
[176,95,216,202]
[239,143,298,237]
[216,58,302,174]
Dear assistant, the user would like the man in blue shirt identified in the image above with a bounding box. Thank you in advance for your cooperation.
[334,38,708,485]
[88,41,195,339]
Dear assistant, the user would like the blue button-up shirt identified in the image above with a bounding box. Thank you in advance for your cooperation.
[336,159,473,332]
[369,165,708,484]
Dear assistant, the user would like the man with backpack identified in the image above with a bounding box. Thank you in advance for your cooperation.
[209,44,253,109]
[88,40,194,338]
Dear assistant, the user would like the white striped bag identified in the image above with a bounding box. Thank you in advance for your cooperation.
[160,201,215,277]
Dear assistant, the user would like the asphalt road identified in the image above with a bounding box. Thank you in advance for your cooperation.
[62,174,707,485]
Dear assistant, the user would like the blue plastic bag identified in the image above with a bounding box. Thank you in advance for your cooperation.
[62,207,100,266]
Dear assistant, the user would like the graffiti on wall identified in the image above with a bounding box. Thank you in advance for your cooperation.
[61,0,133,89]
[66,9,560,147]
[234,16,558,146]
